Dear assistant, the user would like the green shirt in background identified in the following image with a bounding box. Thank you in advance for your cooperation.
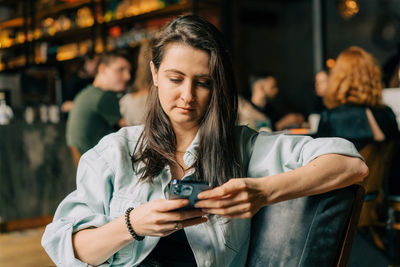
[66,85,122,154]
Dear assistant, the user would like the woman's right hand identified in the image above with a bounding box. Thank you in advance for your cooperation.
[130,199,207,237]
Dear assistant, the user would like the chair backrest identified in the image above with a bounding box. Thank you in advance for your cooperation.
[358,141,395,227]
[246,185,365,267]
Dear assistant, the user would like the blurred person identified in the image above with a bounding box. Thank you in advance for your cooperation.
[315,70,328,97]
[313,70,328,114]
[308,70,329,133]
[317,46,399,150]
[61,53,100,113]
[120,41,152,126]
[387,63,400,88]
[66,51,130,165]
[250,73,278,109]
[237,95,272,131]
[249,73,304,131]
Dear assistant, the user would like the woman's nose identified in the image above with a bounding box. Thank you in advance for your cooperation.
[180,81,195,103]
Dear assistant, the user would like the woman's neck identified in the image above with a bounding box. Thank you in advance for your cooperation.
[170,125,198,180]
[173,125,199,152]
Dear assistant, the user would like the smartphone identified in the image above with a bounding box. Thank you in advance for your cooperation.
[168,179,211,209]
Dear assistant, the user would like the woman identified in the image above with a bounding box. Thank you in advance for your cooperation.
[317,46,399,150]
[42,16,368,266]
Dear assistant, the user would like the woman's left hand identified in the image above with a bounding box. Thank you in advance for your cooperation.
[194,178,268,219]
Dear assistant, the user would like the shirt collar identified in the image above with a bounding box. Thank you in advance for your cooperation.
[183,130,200,167]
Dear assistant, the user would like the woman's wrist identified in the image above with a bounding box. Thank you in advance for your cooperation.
[125,207,144,241]
[258,175,279,205]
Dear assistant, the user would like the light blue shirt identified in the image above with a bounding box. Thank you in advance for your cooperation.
[42,125,361,267]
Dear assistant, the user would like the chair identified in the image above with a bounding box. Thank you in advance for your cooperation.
[353,141,395,252]
[246,185,365,267]
[357,141,395,228]
[384,139,400,264]
[386,195,400,263]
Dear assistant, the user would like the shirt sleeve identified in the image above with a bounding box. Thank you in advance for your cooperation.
[243,130,362,178]
[98,92,122,127]
[41,146,116,267]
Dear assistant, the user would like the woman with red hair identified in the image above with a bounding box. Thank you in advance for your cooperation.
[317,46,399,150]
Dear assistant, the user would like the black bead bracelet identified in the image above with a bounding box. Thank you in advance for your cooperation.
[125,207,144,241]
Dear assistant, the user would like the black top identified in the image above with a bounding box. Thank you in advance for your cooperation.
[142,229,197,267]
[316,104,399,150]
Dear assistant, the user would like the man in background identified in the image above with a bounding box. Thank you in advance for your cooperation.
[61,53,99,113]
[249,73,304,131]
[66,51,130,166]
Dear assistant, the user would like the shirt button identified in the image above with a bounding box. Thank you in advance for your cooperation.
[205,260,211,267]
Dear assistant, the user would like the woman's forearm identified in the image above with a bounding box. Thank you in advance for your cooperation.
[262,154,369,205]
[72,215,132,266]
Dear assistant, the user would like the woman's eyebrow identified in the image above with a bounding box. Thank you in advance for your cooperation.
[165,69,185,75]
[196,74,211,79]
[164,69,210,78]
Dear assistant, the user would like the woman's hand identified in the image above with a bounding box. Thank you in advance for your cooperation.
[194,178,268,219]
[130,198,207,237]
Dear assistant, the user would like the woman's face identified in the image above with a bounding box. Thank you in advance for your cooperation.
[150,43,212,130]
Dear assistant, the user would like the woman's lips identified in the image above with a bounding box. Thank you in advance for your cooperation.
[177,106,194,112]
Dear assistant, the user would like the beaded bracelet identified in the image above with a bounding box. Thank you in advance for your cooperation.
[125,207,144,241]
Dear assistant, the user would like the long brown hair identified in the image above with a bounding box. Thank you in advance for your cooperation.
[131,15,242,187]
[324,46,383,109]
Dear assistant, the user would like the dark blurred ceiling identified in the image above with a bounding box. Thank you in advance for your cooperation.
[0,0,21,7]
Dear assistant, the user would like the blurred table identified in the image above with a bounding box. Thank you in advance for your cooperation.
[0,120,76,229]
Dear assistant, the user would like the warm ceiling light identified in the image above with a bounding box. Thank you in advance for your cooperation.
[326,58,336,69]
[337,0,359,19]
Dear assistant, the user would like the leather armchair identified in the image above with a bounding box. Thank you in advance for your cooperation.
[246,185,364,267]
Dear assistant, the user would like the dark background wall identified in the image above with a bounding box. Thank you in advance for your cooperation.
[232,0,400,117]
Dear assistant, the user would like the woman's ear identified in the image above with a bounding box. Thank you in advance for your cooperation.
[150,61,158,87]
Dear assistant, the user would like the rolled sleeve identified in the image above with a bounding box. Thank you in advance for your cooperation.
[41,147,115,266]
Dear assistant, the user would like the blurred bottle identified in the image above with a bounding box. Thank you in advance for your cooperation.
[0,92,13,125]
[39,105,48,123]
[24,106,35,124]
[48,105,60,124]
